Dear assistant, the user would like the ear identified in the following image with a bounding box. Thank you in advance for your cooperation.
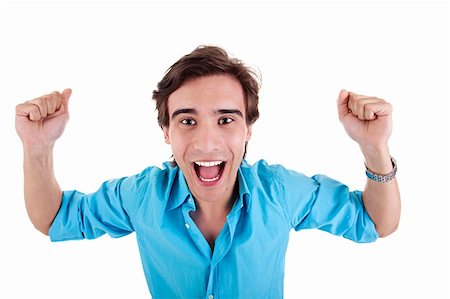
[162,127,171,144]
[246,125,253,141]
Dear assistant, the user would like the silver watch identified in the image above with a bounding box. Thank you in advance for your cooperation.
[365,157,397,183]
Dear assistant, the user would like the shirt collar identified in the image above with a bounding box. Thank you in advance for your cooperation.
[166,165,191,211]
[237,161,252,213]
[165,161,252,213]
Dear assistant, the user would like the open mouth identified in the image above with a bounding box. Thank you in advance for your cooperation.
[193,161,226,184]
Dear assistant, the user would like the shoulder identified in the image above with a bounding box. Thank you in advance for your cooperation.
[119,162,178,193]
[241,159,322,200]
[242,159,311,184]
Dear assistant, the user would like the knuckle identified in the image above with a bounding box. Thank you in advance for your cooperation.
[50,91,62,99]
[15,103,24,112]
[27,97,43,105]
[36,101,46,112]
[49,95,60,105]
[29,104,40,114]
[38,97,48,106]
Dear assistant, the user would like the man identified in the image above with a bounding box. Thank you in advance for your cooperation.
[15,46,400,298]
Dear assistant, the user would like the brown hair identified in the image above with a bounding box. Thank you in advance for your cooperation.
[152,45,261,128]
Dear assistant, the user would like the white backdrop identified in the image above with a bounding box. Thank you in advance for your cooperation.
[1,1,449,298]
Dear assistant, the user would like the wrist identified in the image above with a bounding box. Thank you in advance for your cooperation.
[360,144,392,174]
[23,143,55,161]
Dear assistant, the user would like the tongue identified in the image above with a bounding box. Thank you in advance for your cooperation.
[198,165,221,179]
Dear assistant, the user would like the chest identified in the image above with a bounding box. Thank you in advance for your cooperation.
[189,212,227,250]
[136,203,290,262]
[135,208,290,298]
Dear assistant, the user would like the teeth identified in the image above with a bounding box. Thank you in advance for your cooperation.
[199,175,220,182]
[194,161,223,167]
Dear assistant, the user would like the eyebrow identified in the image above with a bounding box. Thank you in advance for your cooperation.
[215,109,243,118]
[171,108,244,119]
[171,108,197,120]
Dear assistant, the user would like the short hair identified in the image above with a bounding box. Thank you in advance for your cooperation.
[152,45,261,128]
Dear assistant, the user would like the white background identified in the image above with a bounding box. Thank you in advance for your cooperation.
[1,1,449,298]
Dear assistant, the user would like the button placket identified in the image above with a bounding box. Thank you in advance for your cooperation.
[205,265,216,299]
[182,198,212,259]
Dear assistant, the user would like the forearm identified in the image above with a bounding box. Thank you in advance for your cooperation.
[361,146,401,237]
[23,145,62,235]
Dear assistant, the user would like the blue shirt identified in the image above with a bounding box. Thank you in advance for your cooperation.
[49,160,378,299]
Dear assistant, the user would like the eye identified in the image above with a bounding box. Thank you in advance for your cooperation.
[218,117,233,125]
[180,118,196,126]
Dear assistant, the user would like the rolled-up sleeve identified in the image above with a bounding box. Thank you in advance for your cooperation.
[49,168,151,242]
[276,166,378,243]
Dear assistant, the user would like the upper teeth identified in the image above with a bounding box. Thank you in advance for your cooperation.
[195,161,223,167]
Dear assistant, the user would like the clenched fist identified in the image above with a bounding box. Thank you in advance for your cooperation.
[337,89,393,151]
[15,89,72,148]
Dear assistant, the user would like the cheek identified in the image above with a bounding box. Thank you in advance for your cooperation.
[168,131,187,157]
[226,131,248,153]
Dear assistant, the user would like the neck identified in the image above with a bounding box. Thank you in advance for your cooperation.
[195,198,232,220]
[190,183,239,250]
[194,183,238,219]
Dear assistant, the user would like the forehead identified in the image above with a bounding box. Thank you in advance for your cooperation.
[167,75,245,113]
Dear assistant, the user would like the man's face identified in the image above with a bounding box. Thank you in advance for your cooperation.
[163,75,252,204]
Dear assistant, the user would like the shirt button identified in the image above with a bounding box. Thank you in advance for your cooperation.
[185,223,190,229]
[208,295,214,299]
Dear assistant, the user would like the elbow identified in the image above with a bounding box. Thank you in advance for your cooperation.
[376,222,399,238]
[372,206,401,238]
[27,210,56,236]
[40,229,50,236]
[31,220,51,236]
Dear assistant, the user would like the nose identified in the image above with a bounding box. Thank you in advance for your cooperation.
[193,123,221,154]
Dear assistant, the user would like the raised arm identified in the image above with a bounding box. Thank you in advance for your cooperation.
[337,90,401,237]
[15,89,72,235]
